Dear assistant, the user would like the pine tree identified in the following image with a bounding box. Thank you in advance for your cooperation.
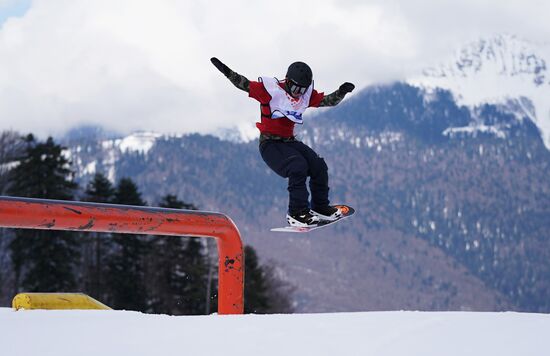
[7,135,80,293]
[0,130,24,194]
[148,194,212,315]
[0,131,25,304]
[244,245,271,313]
[85,173,115,203]
[159,194,197,211]
[179,236,211,314]
[104,177,149,311]
[82,173,115,301]
[244,245,295,314]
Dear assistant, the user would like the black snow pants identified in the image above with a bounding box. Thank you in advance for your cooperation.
[259,136,330,215]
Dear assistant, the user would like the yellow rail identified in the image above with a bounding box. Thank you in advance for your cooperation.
[12,293,112,310]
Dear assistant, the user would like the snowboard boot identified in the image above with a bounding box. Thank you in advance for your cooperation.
[311,205,343,221]
[287,208,321,227]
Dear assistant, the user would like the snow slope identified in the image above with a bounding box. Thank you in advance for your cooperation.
[1,308,548,356]
[116,131,162,154]
[409,34,550,149]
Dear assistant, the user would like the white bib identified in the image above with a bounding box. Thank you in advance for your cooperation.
[260,77,313,124]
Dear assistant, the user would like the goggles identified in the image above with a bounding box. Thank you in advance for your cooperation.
[287,79,308,96]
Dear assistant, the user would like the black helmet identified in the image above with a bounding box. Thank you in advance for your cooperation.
[285,61,312,95]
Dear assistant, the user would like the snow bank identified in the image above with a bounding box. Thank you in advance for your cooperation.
[1,308,548,356]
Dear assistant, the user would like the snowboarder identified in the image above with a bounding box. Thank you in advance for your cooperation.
[211,57,355,227]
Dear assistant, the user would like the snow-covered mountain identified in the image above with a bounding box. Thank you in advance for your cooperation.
[65,131,162,182]
[61,105,550,313]
[408,34,550,149]
[53,35,550,314]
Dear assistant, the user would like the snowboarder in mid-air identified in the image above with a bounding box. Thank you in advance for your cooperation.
[211,57,355,227]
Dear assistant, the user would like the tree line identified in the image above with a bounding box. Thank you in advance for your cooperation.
[0,131,294,314]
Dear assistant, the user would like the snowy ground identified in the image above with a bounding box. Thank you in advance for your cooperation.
[1,308,549,356]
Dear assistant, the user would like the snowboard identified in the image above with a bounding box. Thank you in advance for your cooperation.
[270,205,355,233]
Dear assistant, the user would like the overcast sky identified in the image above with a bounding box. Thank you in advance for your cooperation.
[1,0,549,138]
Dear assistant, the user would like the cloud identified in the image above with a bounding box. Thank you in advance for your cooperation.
[0,0,21,8]
[0,0,549,137]
[0,0,31,24]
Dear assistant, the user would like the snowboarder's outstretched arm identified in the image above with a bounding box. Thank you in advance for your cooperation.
[211,57,354,104]
[211,57,250,92]
[319,82,355,107]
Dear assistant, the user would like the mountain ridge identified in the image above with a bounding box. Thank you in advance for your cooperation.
[61,81,550,312]
[408,34,550,149]
[52,34,550,312]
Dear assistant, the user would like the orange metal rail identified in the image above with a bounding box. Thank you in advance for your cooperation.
[0,196,244,314]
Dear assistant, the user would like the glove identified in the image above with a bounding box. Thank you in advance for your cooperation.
[210,57,232,77]
[339,82,355,94]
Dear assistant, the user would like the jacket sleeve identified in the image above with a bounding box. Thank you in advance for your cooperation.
[211,58,250,92]
[318,89,348,107]
[226,71,250,93]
